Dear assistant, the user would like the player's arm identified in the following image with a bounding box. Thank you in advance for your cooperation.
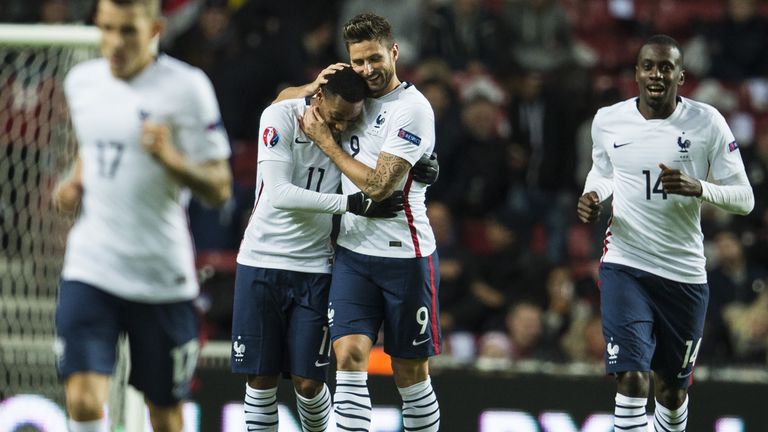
[272,63,348,104]
[262,159,403,217]
[578,114,614,223]
[659,163,754,215]
[299,106,408,201]
[53,156,83,214]
[141,122,232,206]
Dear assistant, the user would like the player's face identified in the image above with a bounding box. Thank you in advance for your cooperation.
[95,0,162,80]
[635,44,684,117]
[348,39,398,97]
[317,93,363,135]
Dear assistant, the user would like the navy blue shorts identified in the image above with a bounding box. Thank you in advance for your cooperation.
[55,280,199,406]
[599,263,708,388]
[329,247,442,358]
[230,264,332,381]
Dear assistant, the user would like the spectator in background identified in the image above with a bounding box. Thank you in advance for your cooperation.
[561,314,604,366]
[418,76,463,203]
[465,214,550,331]
[706,230,768,364]
[505,68,575,263]
[438,94,509,218]
[704,0,768,82]
[421,0,503,70]
[500,0,575,73]
[477,300,553,364]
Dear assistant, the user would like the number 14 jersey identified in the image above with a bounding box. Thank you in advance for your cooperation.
[585,97,748,283]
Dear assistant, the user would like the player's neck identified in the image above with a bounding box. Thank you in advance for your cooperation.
[637,97,677,120]
[371,76,401,98]
[119,55,156,81]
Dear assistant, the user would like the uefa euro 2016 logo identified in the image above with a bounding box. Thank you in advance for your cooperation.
[262,126,279,148]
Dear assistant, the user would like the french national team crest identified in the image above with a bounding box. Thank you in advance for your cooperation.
[262,126,279,148]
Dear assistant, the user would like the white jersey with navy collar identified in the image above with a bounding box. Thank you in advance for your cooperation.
[585,97,748,283]
[237,98,343,273]
[62,55,231,303]
[337,82,437,258]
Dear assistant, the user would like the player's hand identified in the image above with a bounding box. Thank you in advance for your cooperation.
[347,190,404,218]
[577,191,601,223]
[141,122,183,170]
[659,163,703,196]
[52,178,83,214]
[299,106,335,150]
[307,63,349,95]
[413,151,439,184]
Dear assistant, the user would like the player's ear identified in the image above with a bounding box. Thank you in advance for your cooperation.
[678,70,685,86]
[391,42,399,63]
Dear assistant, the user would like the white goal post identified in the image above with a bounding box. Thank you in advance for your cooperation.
[0,24,100,47]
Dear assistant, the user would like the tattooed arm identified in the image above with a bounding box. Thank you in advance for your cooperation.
[299,106,409,200]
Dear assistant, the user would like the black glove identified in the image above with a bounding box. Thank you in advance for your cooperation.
[413,151,439,184]
[347,190,404,218]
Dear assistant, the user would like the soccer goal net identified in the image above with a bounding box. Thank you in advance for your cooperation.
[0,23,100,407]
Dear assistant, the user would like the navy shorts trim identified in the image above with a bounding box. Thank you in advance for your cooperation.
[230,264,332,381]
[599,263,708,388]
[55,280,199,405]
[328,247,442,358]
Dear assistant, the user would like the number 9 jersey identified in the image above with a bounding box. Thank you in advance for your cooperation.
[61,55,231,303]
[584,97,749,283]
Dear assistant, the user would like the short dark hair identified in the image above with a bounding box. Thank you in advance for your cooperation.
[342,13,394,49]
[104,0,161,18]
[639,34,684,65]
[322,66,368,103]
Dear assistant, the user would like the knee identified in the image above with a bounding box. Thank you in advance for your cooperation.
[656,386,687,409]
[335,344,369,370]
[616,371,651,398]
[293,377,324,399]
[148,403,183,432]
[391,357,429,388]
[66,390,104,421]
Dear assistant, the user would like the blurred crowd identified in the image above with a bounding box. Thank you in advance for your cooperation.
[3,0,767,368]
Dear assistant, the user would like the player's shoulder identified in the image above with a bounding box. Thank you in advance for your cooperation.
[594,98,636,123]
[152,54,208,85]
[679,96,723,120]
[391,82,434,117]
[261,98,307,121]
[66,58,108,87]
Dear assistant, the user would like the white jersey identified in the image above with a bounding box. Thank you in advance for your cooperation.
[585,97,748,283]
[338,82,436,258]
[237,98,345,273]
[62,55,231,303]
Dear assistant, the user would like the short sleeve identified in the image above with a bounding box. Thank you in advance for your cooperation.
[707,109,746,182]
[381,100,435,166]
[176,69,231,163]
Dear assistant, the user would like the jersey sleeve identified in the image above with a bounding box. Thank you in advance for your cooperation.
[260,159,347,214]
[176,69,231,163]
[381,100,435,166]
[583,110,614,201]
[707,109,747,182]
[256,103,296,164]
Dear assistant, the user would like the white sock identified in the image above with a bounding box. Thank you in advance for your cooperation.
[398,377,440,432]
[295,383,332,432]
[654,396,688,432]
[334,370,371,431]
[244,384,279,431]
[615,393,648,431]
[68,418,107,432]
